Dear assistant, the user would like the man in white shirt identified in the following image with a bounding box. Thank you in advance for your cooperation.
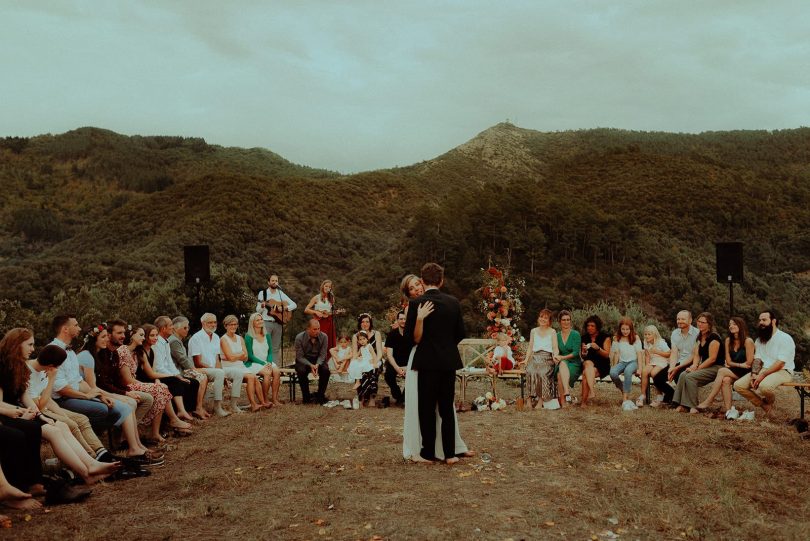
[652,310,699,405]
[256,274,297,364]
[188,313,230,417]
[50,315,122,433]
[154,316,207,420]
[734,310,796,417]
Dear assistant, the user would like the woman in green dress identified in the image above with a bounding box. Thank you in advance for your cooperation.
[556,310,582,405]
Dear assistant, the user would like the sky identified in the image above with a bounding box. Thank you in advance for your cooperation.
[2,0,809,173]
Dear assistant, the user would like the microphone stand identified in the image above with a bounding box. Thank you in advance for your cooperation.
[276,286,286,367]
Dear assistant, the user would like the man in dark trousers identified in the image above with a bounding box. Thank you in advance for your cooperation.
[404,262,466,464]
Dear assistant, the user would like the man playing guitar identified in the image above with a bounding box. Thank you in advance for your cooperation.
[256,274,297,364]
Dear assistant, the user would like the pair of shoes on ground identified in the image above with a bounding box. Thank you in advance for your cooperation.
[726,406,755,421]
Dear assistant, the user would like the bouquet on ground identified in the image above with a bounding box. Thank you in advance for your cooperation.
[473,392,507,411]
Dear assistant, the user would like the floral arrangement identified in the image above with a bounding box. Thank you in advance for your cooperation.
[473,392,507,411]
[479,266,525,361]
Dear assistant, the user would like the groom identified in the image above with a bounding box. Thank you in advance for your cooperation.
[404,262,466,464]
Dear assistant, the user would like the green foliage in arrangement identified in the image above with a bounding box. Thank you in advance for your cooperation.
[0,123,808,365]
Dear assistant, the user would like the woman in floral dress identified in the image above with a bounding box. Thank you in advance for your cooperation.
[118,326,192,443]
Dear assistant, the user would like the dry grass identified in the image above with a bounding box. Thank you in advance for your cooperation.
[4,380,809,541]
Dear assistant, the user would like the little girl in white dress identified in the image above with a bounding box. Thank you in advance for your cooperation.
[328,335,353,383]
[348,331,380,407]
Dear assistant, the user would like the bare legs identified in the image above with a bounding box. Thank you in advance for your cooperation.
[0,464,41,510]
[639,365,665,405]
[41,423,119,484]
[193,374,211,419]
[172,396,194,422]
[244,374,264,412]
[581,361,598,405]
[260,365,282,406]
[556,361,571,406]
[697,367,739,412]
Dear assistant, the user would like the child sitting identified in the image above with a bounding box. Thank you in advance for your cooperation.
[328,334,353,383]
[347,331,380,408]
[487,333,515,375]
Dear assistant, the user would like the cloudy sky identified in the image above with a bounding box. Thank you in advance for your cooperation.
[2,1,808,172]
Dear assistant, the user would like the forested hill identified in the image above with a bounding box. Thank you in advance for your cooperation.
[1,124,809,359]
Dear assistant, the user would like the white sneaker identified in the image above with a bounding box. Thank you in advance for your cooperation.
[543,399,561,410]
[322,400,339,408]
[737,410,755,421]
[341,400,352,409]
[725,406,739,420]
[655,393,664,402]
[352,398,360,410]
[622,400,638,411]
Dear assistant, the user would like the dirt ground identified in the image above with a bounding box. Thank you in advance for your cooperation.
[3,379,809,541]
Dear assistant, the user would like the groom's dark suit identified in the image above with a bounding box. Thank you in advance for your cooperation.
[404,287,466,460]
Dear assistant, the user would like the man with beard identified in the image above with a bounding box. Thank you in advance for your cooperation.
[256,274,297,364]
[733,310,795,418]
[51,315,122,433]
[106,320,155,423]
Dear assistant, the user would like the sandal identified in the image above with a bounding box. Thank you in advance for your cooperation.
[635,396,645,407]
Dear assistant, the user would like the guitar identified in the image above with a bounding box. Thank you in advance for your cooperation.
[315,307,346,319]
[260,296,293,324]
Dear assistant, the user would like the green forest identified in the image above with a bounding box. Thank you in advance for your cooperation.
[1,124,808,364]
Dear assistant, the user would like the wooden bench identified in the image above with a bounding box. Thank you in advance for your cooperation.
[456,339,527,402]
[781,381,810,418]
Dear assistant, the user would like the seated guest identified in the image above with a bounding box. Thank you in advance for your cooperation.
[490,333,515,373]
[652,310,699,406]
[383,311,408,404]
[294,319,330,404]
[697,317,754,417]
[352,314,384,367]
[245,313,282,407]
[733,310,796,418]
[673,312,724,413]
[348,331,380,408]
[167,316,211,415]
[0,332,120,485]
[118,325,192,441]
[188,313,230,417]
[637,325,670,407]
[525,309,560,410]
[28,337,111,462]
[154,316,208,419]
[579,315,612,406]
[220,315,262,412]
[330,334,354,383]
[609,317,644,409]
[138,323,195,422]
[556,310,582,405]
[50,315,123,434]
[70,323,162,463]
[0,402,44,502]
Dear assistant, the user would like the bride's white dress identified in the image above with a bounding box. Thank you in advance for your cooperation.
[402,346,468,460]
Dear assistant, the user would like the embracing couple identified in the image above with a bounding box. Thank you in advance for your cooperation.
[401,263,473,465]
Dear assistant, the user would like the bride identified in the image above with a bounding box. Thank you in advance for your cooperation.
[400,274,472,462]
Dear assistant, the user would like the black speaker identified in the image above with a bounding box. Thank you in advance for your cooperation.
[715,242,743,283]
[184,245,210,284]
